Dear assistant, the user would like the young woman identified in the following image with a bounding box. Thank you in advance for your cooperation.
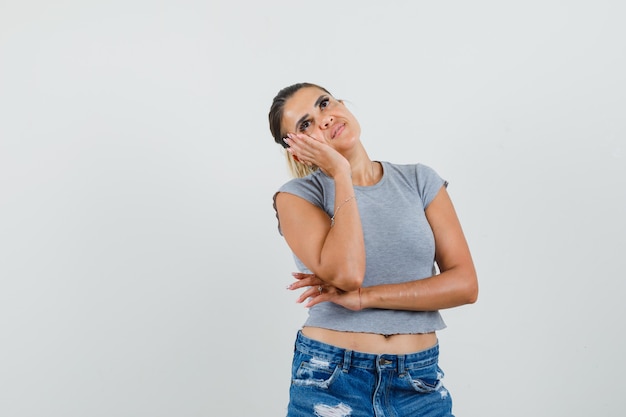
[269,82,478,417]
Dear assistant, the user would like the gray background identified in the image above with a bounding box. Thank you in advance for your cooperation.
[1,1,625,416]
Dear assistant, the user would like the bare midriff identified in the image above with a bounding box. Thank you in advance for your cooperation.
[301,326,438,355]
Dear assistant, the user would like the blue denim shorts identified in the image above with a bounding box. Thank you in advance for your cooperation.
[287,331,454,417]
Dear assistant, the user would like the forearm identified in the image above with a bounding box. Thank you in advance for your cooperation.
[316,173,366,291]
[360,266,478,311]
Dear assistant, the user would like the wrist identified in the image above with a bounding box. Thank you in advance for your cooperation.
[358,286,369,310]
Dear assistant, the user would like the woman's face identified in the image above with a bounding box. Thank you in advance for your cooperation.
[280,86,361,150]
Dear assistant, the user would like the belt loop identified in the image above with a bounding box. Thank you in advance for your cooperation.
[342,350,352,373]
[397,355,406,375]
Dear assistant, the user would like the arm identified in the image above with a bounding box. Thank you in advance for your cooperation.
[363,186,477,310]
[296,186,477,310]
[276,135,366,291]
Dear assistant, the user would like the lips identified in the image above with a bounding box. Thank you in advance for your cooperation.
[331,123,345,140]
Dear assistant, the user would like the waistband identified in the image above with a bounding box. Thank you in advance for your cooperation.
[294,330,439,373]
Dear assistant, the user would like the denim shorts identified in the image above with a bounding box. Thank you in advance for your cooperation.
[287,331,454,417]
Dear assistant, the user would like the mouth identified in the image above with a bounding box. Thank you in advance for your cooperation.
[331,123,345,140]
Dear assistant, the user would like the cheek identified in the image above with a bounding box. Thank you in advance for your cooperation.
[348,119,361,138]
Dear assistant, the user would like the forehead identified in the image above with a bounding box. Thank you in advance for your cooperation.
[281,87,328,133]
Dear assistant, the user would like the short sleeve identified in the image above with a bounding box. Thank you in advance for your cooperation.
[415,164,448,209]
[272,175,327,236]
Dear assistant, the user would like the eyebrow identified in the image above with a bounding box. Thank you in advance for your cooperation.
[294,94,328,131]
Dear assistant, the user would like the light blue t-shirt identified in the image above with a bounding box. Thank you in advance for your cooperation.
[274,161,448,335]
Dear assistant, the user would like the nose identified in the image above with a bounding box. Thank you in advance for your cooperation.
[319,114,333,129]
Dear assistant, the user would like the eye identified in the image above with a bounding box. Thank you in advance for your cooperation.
[299,120,311,132]
[319,97,330,109]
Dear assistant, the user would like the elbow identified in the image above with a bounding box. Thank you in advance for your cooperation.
[466,286,479,305]
[441,264,478,306]
[314,256,365,292]
[463,272,479,305]
[445,264,478,306]
[331,268,365,292]
[319,257,365,292]
[339,277,364,292]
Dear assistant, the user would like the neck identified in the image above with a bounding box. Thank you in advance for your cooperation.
[351,159,380,186]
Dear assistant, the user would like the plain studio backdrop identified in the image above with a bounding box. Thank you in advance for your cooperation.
[1,1,624,416]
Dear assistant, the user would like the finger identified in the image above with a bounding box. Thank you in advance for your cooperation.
[285,145,315,166]
[291,273,322,285]
[289,278,318,291]
[288,280,309,291]
[305,292,327,308]
[302,132,325,144]
[286,133,312,147]
[296,286,319,303]
[283,135,310,153]
[291,133,324,151]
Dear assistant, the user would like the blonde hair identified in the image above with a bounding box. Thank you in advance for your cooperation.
[285,151,318,178]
